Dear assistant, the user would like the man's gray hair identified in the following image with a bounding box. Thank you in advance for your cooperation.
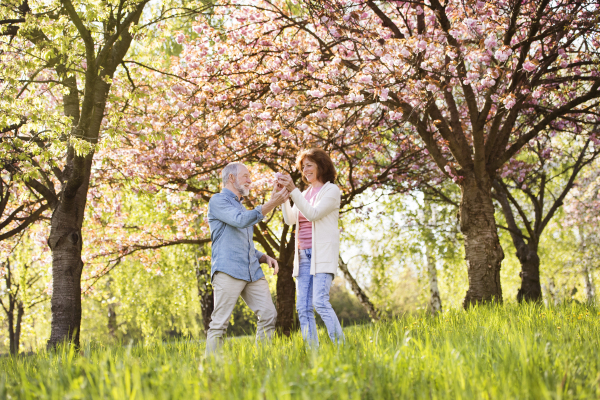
[221,162,244,185]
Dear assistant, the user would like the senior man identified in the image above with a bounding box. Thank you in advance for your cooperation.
[205,162,289,354]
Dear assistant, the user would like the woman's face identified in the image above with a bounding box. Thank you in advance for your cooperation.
[302,158,321,184]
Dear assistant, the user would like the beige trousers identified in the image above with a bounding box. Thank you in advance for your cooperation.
[205,272,277,355]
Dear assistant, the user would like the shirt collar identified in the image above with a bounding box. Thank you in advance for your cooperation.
[222,187,243,202]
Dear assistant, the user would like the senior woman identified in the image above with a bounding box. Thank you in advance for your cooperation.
[277,148,344,346]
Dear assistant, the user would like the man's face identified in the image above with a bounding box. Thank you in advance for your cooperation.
[232,165,252,197]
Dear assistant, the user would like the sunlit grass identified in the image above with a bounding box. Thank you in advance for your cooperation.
[1,302,598,399]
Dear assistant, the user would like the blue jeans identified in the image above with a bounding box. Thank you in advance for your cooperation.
[296,249,344,346]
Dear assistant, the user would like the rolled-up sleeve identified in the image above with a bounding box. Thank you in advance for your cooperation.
[209,197,264,228]
[255,249,265,262]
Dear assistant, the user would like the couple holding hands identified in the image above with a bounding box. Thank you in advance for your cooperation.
[205,148,344,354]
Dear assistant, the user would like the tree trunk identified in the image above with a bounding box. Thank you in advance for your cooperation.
[338,256,379,320]
[582,263,596,305]
[12,303,23,356]
[547,277,558,305]
[7,304,15,355]
[7,300,24,356]
[425,244,442,315]
[106,278,118,339]
[515,245,541,303]
[275,231,296,336]
[493,181,541,302]
[107,303,118,339]
[195,263,213,334]
[47,154,93,349]
[460,172,504,307]
[423,202,442,315]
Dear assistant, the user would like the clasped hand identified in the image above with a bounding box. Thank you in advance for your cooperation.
[275,174,296,192]
[269,174,295,207]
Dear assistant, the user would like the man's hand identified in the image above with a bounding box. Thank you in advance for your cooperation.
[272,186,290,205]
[261,187,289,216]
[277,174,296,192]
[259,254,279,275]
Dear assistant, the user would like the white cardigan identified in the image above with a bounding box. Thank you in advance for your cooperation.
[281,182,341,277]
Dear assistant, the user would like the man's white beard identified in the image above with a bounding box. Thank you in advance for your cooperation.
[233,178,250,197]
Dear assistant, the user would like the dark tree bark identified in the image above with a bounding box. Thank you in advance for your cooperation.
[0,259,47,355]
[47,151,93,348]
[107,302,118,339]
[195,261,214,334]
[460,172,504,307]
[274,227,296,336]
[0,261,25,356]
[493,182,541,302]
[106,278,118,339]
[7,301,24,356]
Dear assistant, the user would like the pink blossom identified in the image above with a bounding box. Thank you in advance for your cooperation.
[484,35,498,50]
[348,93,364,102]
[494,47,512,62]
[175,33,185,44]
[307,89,325,98]
[270,82,282,94]
[523,60,537,72]
[389,111,403,121]
[465,18,477,30]
[357,74,373,84]
[503,94,516,110]
[379,88,389,101]
[481,76,496,88]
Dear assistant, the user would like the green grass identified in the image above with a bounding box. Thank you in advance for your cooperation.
[1,303,599,399]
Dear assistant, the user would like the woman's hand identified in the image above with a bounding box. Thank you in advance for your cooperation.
[277,174,296,192]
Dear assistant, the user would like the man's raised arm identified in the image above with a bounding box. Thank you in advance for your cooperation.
[261,187,289,216]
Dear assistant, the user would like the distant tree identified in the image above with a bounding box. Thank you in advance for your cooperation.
[0,234,49,355]
[493,131,600,302]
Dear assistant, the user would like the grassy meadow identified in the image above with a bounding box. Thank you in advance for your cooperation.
[1,303,598,399]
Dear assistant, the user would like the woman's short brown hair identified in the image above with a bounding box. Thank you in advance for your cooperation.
[295,148,337,184]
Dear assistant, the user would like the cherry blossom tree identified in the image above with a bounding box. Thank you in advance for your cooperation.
[81,28,429,333]
[173,0,600,307]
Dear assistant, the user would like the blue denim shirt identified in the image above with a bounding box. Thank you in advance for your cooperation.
[207,188,265,282]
